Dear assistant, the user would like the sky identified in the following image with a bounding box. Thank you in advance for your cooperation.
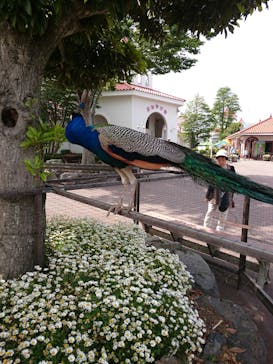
[153,3,273,127]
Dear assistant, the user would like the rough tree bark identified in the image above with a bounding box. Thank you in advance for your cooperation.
[0,6,107,279]
[81,90,101,165]
[0,26,49,279]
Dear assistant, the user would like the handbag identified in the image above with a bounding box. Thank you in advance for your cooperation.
[219,192,230,212]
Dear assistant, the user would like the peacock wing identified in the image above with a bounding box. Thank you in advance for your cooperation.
[96,125,185,164]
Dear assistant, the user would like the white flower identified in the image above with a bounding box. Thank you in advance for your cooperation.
[50,347,59,356]
[37,335,45,342]
[30,338,37,346]
[124,330,133,341]
[112,300,119,308]
[88,350,96,361]
[98,359,108,364]
[65,346,74,354]
[0,331,9,339]
[5,349,14,357]
[77,349,87,362]
[161,329,169,336]
[21,349,31,359]
[118,340,125,348]
[158,316,166,323]
[68,354,76,362]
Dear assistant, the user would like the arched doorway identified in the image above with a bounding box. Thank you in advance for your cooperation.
[145,112,167,139]
[245,136,258,158]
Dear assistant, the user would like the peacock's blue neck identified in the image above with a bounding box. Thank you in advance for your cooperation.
[65,114,126,168]
[65,114,98,153]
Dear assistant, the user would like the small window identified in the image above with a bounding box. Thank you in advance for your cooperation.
[265,141,273,153]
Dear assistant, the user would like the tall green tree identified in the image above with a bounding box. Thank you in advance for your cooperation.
[40,80,78,128]
[180,94,213,148]
[141,25,203,75]
[0,0,269,278]
[212,87,241,138]
[39,79,79,155]
[222,121,242,139]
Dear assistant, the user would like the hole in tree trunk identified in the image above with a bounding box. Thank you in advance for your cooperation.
[1,107,18,127]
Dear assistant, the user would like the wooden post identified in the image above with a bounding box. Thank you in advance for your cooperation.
[237,196,250,288]
[34,193,45,268]
[51,188,273,263]
[133,181,140,224]
[143,223,152,235]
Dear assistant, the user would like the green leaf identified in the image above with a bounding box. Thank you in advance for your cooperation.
[23,155,49,181]
[40,171,51,182]
[237,4,245,13]
[24,0,32,16]
[11,14,16,28]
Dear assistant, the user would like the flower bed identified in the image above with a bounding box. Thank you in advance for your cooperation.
[0,218,205,363]
[262,154,271,161]
[229,154,238,162]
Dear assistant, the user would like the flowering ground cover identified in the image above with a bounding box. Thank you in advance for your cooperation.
[0,218,205,363]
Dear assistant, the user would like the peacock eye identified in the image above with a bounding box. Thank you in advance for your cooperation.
[1,107,18,128]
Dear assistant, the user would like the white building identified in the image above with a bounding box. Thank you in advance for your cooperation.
[66,76,185,153]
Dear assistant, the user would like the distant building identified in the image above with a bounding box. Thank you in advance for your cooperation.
[95,76,185,142]
[227,115,273,158]
[65,75,185,153]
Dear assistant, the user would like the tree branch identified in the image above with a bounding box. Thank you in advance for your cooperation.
[40,2,109,57]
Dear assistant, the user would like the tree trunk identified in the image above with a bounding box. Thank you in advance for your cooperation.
[81,90,101,165]
[0,28,48,279]
[81,96,96,164]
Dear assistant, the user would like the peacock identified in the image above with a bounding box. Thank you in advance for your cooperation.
[65,112,273,212]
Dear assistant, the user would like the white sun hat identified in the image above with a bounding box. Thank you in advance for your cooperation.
[215,149,228,159]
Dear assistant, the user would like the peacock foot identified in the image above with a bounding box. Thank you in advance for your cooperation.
[107,204,123,216]
[107,203,134,216]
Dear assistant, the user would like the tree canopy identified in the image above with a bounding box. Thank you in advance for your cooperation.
[43,19,204,101]
[1,0,269,106]
[0,0,269,38]
[180,94,213,148]
[221,121,242,139]
[212,87,241,138]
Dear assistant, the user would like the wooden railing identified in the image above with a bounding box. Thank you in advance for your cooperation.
[6,163,269,312]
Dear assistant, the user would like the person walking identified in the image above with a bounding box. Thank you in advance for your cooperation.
[243,149,249,159]
[203,149,236,255]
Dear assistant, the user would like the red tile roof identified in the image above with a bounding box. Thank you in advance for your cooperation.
[228,116,273,138]
[115,82,185,102]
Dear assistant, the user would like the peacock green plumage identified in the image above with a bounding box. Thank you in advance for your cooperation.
[181,150,273,204]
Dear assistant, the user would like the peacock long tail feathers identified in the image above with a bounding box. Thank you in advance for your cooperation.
[181,152,273,205]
